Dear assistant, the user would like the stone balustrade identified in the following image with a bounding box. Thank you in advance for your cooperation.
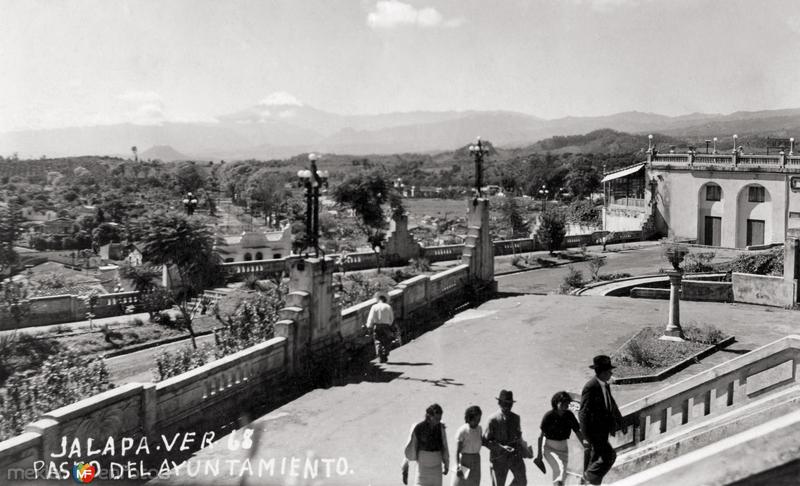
[0,338,288,474]
[651,153,800,172]
[611,335,800,452]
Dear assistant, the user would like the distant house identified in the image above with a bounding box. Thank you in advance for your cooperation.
[42,217,76,235]
[21,207,58,222]
[215,225,293,263]
[99,242,144,267]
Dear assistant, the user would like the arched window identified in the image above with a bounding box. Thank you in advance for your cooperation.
[244,252,252,261]
[273,253,282,259]
[224,257,234,263]
[255,252,263,260]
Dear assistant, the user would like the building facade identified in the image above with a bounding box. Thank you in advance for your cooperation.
[603,150,800,248]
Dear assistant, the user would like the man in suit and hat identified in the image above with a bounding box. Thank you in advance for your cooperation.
[579,355,623,485]
[365,291,396,363]
[484,389,528,485]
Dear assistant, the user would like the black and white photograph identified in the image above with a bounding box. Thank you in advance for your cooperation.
[1,0,799,484]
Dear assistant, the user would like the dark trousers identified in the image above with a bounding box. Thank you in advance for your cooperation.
[372,324,394,361]
[584,437,616,485]
[490,456,527,486]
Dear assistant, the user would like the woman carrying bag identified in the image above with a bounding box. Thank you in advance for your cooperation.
[402,404,450,486]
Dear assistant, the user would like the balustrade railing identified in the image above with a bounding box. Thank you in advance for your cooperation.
[611,335,800,452]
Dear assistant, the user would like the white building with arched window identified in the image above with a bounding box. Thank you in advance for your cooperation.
[602,150,800,248]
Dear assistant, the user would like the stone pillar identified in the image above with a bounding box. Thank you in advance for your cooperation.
[462,198,495,289]
[282,256,340,347]
[784,234,800,304]
[663,270,685,340]
[384,213,421,264]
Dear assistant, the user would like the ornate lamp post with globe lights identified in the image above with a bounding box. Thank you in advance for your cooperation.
[297,153,329,257]
[468,137,489,198]
[182,192,198,216]
[538,185,549,212]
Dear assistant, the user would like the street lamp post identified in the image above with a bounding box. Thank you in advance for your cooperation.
[468,137,489,198]
[705,139,711,154]
[297,153,329,257]
[182,192,198,216]
[713,137,718,154]
[648,134,654,153]
[791,137,795,156]
[732,134,738,154]
[538,185,549,212]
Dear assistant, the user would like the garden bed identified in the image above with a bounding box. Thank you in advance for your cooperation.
[612,326,735,384]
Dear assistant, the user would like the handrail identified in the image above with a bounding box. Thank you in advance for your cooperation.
[612,335,800,451]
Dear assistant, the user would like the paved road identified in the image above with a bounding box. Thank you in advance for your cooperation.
[498,242,665,294]
[105,333,216,384]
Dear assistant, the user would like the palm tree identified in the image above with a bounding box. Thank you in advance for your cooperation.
[140,212,222,348]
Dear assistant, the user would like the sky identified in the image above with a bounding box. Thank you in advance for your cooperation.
[2,0,800,132]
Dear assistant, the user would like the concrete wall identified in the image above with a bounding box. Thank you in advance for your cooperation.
[682,279,733,302]
[0,291,141,330]
[604,206,649,232]
[732,272,797,307]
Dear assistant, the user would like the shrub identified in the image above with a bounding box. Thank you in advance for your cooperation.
[724,247,783,276]
[683,251,716,273]
[683,324,726,345]
[0,352,111,440]
[339,272,397,309]
[586,256,606,281]
[598,272,632,281]
[153,345,215,381]
[562,265,584,289]
[132,318,145,327]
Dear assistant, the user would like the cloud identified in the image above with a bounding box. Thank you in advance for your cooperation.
[787,16,800,34]
[258,91,303,107]
[572,0,646,11]
[118,91,166,125]
[367,1,464,29]
[117,90,163,104]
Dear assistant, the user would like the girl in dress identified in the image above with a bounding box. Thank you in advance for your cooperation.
[453,405,482,486]
[403,404,450,486]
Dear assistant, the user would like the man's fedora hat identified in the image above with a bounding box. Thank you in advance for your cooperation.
[589,355,616,371]
[497,389,516,403]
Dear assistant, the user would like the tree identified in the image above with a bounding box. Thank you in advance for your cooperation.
[247,171,289,227]
[332,172,405,272]
[0,280,30,329]
[131,146,138,162]
[536,210,567,255]
[564,160,601,199]
[499,197,530,238]
[174,162,206,194]
[0,204,21,276]
[91,222,122,251]
[119,263,160,293]
[140,212,222,348]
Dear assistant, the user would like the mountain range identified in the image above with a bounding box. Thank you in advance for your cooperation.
[3,101,800,161]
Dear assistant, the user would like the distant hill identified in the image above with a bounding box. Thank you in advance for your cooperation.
[140,145,189,162]
[2,103,800,160]
[517,129,685,155]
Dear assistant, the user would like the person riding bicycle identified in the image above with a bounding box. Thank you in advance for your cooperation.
[365,291,397,363]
